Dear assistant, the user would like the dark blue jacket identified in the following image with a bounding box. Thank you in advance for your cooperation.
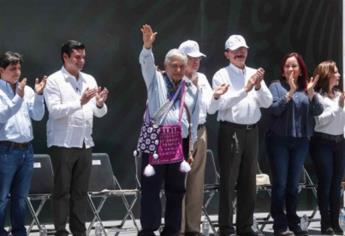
[267,79,323,138]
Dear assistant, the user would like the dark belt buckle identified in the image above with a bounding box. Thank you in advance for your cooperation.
[246,125,253,130]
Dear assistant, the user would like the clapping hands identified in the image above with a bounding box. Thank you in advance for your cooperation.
[34,76,47,95]
[16,78,27,97]
[96,87,109,108]
[245,67,265,92]
[214,83,229,99]
[306,75,319,99]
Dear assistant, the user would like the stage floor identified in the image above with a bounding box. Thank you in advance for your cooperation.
[25,211,339,236]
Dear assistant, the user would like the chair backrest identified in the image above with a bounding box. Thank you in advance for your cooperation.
[30,154,54,194]
[88,153,116,192]
[204,149,220,185]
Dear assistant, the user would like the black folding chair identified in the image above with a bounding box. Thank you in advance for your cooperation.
[87,153,139,236]
[255,163,272,231]
[26,154,54,234]
[202,149,220,235]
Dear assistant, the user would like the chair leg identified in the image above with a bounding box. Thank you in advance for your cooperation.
[26,197,47,233]
[114,193,139,236]
[87,195,108,236]
[202,206,218,235]
[119,193,139,227]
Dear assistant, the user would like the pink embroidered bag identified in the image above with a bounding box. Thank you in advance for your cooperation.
[148,81,187,165]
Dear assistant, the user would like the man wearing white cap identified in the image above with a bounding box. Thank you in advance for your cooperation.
[178,40,228,236]
[208,35,272,236]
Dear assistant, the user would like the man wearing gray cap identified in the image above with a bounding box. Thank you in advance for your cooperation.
[178,40,228,236]
[209,35,272,236]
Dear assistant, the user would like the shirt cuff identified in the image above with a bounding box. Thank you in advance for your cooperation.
[34,94,44,101]
[142,47,152,53]
[12,94,24,104]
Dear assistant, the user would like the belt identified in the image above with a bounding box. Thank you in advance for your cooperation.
[220,121,257,130]
[0,141,30,149]
[314,132,344,143]
[197,123,206,130]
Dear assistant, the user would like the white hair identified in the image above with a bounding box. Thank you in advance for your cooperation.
[164,48,187,65]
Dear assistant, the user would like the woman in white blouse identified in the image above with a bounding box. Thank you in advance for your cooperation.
[311,60,345,235]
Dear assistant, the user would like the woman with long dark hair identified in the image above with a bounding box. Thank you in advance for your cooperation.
[266,52,323,236]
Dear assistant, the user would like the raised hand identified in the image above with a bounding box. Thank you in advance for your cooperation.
[307,75,319,99]
[95,87,109,108]
[245,74,257,92]
[80,87,97,106]
[141,24,157,49]
[254,67,265,90]
[214,83,229,99]
[35,76,47,95]
[16,78,27,97]
[188,152,194,165]
[287,71,297,93]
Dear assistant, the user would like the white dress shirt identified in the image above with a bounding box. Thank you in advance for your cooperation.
[0,79,45,143]
[314,92,345,136]
[208,63,272,124]
[187,72,213,125]
[44,67,107,148]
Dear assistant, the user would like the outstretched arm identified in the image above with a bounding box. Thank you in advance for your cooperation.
[141,24,157,49]
[139,24,159,88]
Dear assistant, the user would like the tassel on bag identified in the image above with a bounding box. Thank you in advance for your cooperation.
[179,160,191,173]
[143,164,155,176]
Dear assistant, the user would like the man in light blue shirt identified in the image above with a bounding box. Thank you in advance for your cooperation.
[0,51,46,236]
[138,24,199,236]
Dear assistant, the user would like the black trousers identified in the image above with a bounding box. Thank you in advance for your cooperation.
[139,138,189,236]
[310,136,345,230]
[218,122,258,235]
[49,146,92,236]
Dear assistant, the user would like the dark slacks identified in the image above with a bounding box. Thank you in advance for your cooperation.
[310,135,345,231]
[139,138,189,236]
[218,122,258,235]
[49,146,92,236]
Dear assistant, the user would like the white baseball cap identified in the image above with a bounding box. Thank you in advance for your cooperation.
[178,40,206,58]
[225,35,249,51]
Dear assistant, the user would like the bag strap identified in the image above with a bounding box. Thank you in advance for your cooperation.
[178,81,187,122]
[183,102,193,156]
[144,77,184,124]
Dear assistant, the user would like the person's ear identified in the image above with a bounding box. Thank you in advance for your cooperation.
[62,53,69,63]
[224,51,229,60]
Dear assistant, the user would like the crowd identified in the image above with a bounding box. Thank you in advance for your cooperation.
[0,24,344,236]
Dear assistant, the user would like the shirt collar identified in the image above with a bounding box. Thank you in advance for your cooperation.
[229,63,246,75]
[0,79,16,93]
[61,66,83,82]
